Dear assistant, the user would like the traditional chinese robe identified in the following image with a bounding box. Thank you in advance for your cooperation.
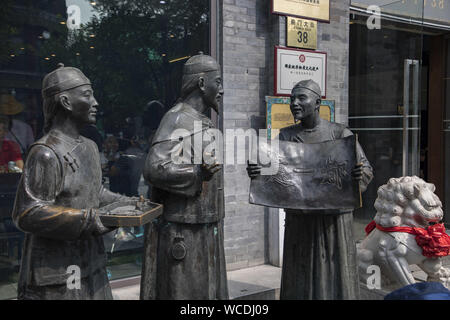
[278,118,373,300]
[140,102,228,300]
[12,129,126,300]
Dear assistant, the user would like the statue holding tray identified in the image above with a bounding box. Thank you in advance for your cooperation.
[247,79,373,299]
[12,64,161,300]
[140,53,228,300]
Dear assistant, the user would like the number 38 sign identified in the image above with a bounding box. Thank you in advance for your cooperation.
[286,16,317,50]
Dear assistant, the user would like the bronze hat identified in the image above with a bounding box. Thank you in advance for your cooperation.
[183,52,220,75]
[42,63,91,98]
[293,79,321,97]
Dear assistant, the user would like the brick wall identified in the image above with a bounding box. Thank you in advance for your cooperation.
[220,0,350,271]
[220,0,271,271]
[318,0,351,125]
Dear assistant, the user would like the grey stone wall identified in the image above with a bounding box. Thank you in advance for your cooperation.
[318,0,350,125]
[220,0,350,271]
[220,0,272,271]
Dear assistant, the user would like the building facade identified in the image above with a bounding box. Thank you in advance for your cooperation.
[219,0,450,270]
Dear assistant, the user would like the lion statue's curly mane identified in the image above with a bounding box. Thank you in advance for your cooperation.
[372,176,443,228]
[358,176,450,291]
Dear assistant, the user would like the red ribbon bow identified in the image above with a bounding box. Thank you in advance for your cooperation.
[365,220,450,258]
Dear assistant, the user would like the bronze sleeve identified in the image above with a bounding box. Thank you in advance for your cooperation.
[342,128,374,193]
[12,145,97,240]
[144,140,203,197]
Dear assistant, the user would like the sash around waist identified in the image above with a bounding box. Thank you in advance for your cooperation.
[162,211,223,224]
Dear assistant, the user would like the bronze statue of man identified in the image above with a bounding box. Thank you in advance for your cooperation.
[247,79,373,299]
[12,64,129,299]
[140,53,228,300]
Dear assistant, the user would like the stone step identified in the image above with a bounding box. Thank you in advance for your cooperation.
[111,264,282,300]
[228,265,281,300]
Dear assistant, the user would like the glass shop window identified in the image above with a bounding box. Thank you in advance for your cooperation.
[0,0,210,299]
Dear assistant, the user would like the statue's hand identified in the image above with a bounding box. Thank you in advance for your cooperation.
[247,160,262,179]
[92,209,116,235]
[352,163,363,182]
[202,161,221,180]
[128,196,143,203]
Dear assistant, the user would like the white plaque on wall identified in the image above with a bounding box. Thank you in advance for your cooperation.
[274,46,327,97]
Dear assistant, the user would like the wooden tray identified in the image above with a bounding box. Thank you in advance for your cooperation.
[99,199,163,227]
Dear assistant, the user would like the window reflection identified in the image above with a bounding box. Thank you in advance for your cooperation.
[0,0,210,299]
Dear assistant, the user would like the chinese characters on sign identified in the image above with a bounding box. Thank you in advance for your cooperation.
[287,16,317,50]
[275,46,327,96]
[272,0,330,22]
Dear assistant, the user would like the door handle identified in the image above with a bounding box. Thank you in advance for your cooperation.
[402,59,411,177]
[402,59,420,177]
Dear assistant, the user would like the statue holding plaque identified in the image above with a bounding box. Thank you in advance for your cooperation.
[140,53,228,300]
[12,64,162,300]
[247,80,373,299]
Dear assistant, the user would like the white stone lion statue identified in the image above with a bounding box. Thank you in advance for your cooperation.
[357,176,450,289]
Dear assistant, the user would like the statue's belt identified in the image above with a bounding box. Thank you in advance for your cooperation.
[365,220,450,258]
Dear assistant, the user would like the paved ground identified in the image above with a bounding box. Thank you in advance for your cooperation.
[112,257,450,300]
[112,264,282,300]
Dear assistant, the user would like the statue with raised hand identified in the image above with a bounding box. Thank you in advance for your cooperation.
[141,53,228,300]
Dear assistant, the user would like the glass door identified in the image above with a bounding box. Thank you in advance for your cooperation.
[445,37,450,224]
[348,2,425,239]
[402,58,421,177]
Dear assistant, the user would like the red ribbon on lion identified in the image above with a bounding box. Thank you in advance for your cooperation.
[365,220,450,258]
